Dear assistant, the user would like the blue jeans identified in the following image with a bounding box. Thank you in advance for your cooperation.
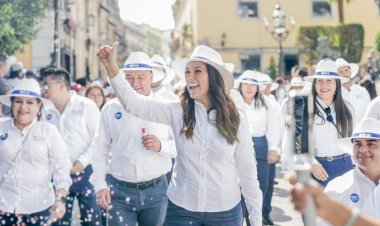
[165,200,242,226]
[314,154,354,187]
[0,207,50,225]
[106,174,168,226]
[54,165,102,226]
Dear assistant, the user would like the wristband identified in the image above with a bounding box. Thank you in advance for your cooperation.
[344,207,360,226]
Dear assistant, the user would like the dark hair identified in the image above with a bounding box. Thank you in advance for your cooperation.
[312,79,353,138]
[10,97,43,120]
[298,67,308,77]
[42,67,71,90]
[0,54,7,63]
[238,83,267,109]
[360,79,377,100]
[180,63,240,144]
[85,83,106,110]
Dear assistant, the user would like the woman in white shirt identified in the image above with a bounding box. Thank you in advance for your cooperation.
[0,79,72,225]
[97,43,263,226]
[232,70,281,226]
[305,59,354,187]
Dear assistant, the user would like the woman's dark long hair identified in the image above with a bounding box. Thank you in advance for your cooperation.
[238,83,267,109]
[312,79,353,138]
[180,63,240,144]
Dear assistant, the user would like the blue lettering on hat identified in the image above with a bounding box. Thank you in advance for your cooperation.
[115,112,122,119]
[46,113,52,120]
[350,193,359,203]
[0,133,8,141]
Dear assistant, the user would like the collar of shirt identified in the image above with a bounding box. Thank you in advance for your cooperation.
[11,117,37,136]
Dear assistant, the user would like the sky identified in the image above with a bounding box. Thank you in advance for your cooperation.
[118,0,176,30]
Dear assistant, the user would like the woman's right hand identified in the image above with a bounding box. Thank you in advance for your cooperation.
[96,42,120,78]
[311,163,329,181]
[96,188,111,210]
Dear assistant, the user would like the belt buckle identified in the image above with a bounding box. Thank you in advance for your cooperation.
[136,183,146,190]
[327,156,334,162]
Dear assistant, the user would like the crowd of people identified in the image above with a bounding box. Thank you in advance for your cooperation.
[0,41,379,226]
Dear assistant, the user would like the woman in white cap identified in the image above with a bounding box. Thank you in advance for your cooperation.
[232,70,281,226]
[304,58,354,187]
[97,43,263,226]
[0,79,72,225]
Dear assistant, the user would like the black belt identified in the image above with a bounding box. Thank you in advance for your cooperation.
[112,175,165,190]
[316,153,349,162]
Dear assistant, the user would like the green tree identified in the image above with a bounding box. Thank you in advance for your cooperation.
[267,57,277,79]
[0,0,50,55]
[375,32,380,52]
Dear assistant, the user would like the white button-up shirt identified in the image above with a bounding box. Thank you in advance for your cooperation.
[342,84,371,124]
[363,96,380,120]
[43,92,100,167]
[0,119,72,214]
[91,98,175,192]
[110,73,263,226]
[317,167,380,226]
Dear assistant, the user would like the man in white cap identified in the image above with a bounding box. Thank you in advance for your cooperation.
[317,118,380,226]
[91,52,175,226]
[335,58,370,124]
[41,67,102,226]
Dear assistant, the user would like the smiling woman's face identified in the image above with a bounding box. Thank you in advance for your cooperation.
[315,79,337,102]
[11,97,41,129]
[185,61,210,104]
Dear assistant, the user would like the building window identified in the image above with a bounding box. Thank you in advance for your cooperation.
[241,55,261,71]
[312,0,332,17]
[238,0,258,18]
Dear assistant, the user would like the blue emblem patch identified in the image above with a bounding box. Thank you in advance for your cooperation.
[0,133,8,141]
[114,112,122,119]
[46,113,52,120]
[350,193,359,203]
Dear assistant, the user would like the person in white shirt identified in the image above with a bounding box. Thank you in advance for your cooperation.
[317,118,380,226]
[363,96,380,120]
[41,67,102,226]
[304,59,354,187]
[232,70,281,226]
[92,52,174,226]
[335,58,371,124]
[97,43,263,226]
[0,79,72,225]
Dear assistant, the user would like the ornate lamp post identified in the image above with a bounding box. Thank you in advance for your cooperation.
[263,4,295,76]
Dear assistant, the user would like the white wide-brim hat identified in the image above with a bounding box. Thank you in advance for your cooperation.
[337,118,380,155]
[304,58,349,83]
[0,78,52,107]
[252,71,279,91]
[150,55,175,85]
[290,77,305,87]
[335,58,359,79]
[234,70,266,89]
[121,52,165,83]
[171,45,234,91]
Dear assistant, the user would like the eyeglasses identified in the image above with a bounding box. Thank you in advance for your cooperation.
[42,81,62,90]
[324,107,334,124]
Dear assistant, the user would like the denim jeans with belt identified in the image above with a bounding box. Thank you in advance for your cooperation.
[165,200,242,226]
[0,207,50,226]
[105,174,168,226]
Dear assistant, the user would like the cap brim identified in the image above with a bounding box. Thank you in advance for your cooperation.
[0,94,53,108]
[350,63,359,78]
[304,75,349,84]
[172,58,234,91]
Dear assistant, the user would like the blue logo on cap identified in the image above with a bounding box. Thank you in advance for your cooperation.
[350,193,359,203]
[46,114,52,120]
[0,133,8,140]
[114,112,122,119]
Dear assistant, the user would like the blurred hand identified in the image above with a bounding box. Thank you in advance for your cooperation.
[267,150,279,164]
[311,163,329,181]
[70,160,84,174]
[96,42,120,77]
[97,188,111,210]
[142,134,162,152]
[48,200,66,223]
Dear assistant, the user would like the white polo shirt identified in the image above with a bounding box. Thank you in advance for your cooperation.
[342,84,371,124]
[0,119,72,214]
[110,72,263,226]
[317,167,380,226]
